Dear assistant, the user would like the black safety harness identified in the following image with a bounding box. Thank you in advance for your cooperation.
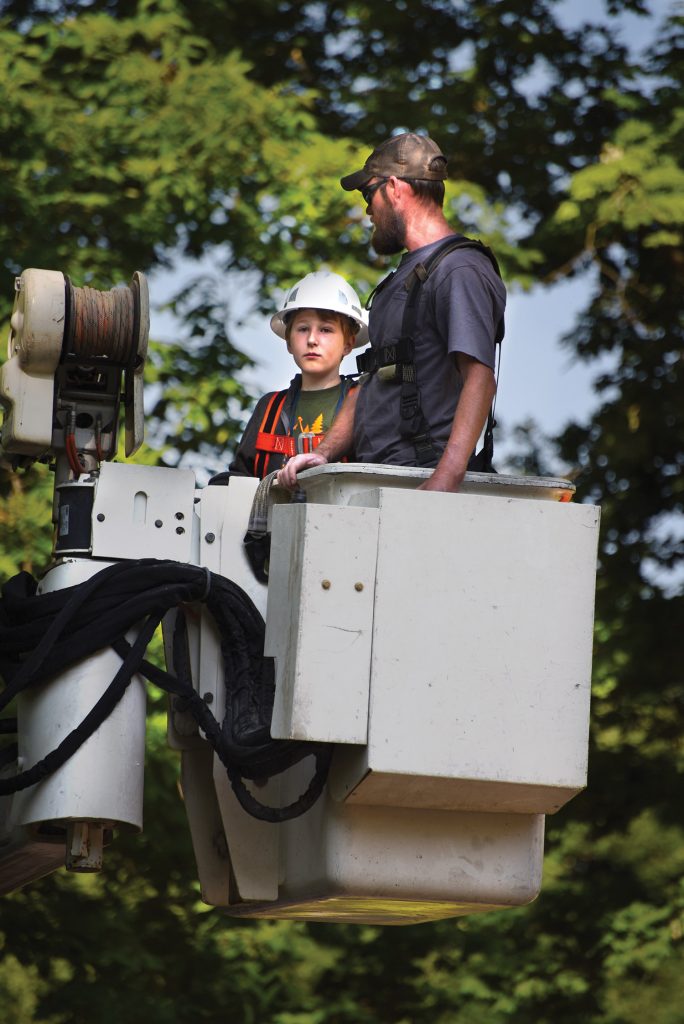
[356,236,505,471]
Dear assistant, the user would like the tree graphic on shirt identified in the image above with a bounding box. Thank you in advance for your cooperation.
[295,413,324,435]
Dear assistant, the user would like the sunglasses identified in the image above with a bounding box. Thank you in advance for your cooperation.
[361,178,388,206]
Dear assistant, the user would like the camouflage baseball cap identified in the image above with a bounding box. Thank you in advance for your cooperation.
[340,132,448,191]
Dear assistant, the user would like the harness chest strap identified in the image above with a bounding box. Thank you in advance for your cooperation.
[255,431,324,457]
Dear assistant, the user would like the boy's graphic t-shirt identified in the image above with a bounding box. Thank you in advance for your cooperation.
[291,383,343,443]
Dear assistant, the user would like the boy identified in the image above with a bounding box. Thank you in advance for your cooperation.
[230,270,368,478]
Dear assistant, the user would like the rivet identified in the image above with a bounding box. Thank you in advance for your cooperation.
[96,513,105,522]
[354,582,364,592]
[154,519,163,528]
[175,512,184,520]
[176,526,185,535]
[205,532,215,544]
[203,692,213,705]
[321,579,331,590]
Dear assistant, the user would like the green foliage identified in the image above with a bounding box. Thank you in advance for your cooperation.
[0,951,57,1024]
[0,0,386,460]
[0,459,53,578]
[0,0,357,298]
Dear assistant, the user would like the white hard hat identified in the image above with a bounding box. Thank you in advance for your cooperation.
[270,270,369,348]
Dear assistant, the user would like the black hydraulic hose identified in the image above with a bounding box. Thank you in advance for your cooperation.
[0,744,18,770]
[0,612,160,795]
[0,560,332,821]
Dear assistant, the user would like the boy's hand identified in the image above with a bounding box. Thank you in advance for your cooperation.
[277,452,328,489]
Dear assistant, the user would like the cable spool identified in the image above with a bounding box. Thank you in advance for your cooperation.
[64,279,139,366]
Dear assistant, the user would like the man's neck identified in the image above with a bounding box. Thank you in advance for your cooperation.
[403,209,454,253]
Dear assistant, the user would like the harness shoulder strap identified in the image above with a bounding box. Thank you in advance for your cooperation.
[254,389,288,478]
[359,237,504,376]
[401,235,504,346]
[257,389,289,434]
[364,270,396,312]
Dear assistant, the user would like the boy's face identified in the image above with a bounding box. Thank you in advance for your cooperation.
[286,308,353,388]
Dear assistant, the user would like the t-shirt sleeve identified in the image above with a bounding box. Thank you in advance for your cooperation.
[433,259,505,369]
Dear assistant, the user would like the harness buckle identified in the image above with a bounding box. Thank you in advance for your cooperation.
[378,363,399,382]
[356,349,375,375]
[296,432,319,455]
[413,433,435,462]
[400,389,420,421]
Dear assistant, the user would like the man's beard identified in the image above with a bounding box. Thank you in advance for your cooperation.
[371,203,407,255]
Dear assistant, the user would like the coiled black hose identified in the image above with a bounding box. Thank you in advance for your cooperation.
[0,560,332,821]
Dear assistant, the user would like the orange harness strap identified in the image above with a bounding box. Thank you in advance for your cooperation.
[255,432,324,458]
[254,390,288,478]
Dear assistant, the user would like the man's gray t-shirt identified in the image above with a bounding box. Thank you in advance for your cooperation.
[353,235,506,465]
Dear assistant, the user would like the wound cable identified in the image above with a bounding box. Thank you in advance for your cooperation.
[66,282,136,365]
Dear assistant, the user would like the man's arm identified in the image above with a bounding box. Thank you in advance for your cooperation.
[276,386,360,489]
[418,353,496,493]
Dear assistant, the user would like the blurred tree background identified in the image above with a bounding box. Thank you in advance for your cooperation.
[0,0,682,1020]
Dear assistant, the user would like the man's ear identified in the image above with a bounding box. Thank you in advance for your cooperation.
[386,175,401,198]
[343,338,354,356]
[386,175,409,208]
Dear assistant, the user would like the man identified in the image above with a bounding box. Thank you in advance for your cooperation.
[278,131,506,493]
